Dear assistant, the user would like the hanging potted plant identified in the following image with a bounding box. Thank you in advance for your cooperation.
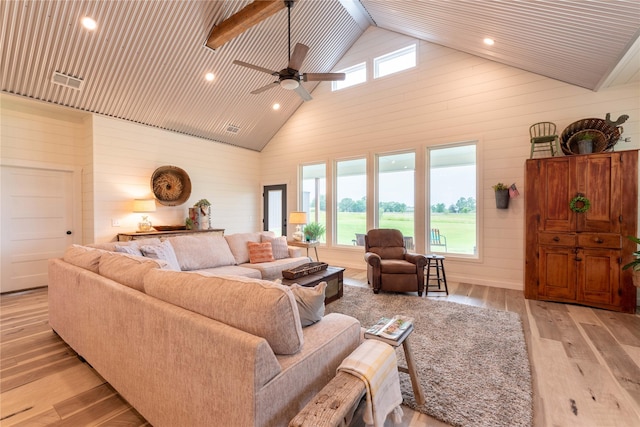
[492,183,510,209]
[622,235,640,287]
[303,222,326,242]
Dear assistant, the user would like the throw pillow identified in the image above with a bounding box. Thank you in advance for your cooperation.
[168,235,236,270]
[248,242,275,263]
[261,235,289,259]
[289,282,326,327]
[114,243,142,256]
[140,240,181,271]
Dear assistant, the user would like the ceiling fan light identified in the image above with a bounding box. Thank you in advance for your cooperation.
[280,79,299,90]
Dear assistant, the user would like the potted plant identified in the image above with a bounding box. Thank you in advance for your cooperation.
[576,131,597,154]
[190,199,211,230]
[622,235,640,287]
[303,222,326,242]
[492,183,510,209]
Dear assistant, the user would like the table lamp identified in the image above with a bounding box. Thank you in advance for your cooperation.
[289,211,307,241]
[133,199,156,232]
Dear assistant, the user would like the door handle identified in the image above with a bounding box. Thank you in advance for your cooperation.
[66,230,72,235]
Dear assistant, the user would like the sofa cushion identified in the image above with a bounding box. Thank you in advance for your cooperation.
[261,235,289,260]
[167,235,236,271]
[139,240,181,271]
[144,270,304,355]
[248,242,275,263]
[195,265,263,279]
[289,282,326,327]
[241,256,311,280]
[63,244,106,273]
[99,252,168,292]
[224,232,263,264]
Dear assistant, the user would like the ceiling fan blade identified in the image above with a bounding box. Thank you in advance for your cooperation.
[302,72,346,82]
[251,82,280,95]
[233,60,278,76]
[288,43,309,71]
[294,84,312,101]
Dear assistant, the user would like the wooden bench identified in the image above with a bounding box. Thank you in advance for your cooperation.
[289,371,366,427]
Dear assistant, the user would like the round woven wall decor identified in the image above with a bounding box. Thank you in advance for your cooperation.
[150,165,191,206]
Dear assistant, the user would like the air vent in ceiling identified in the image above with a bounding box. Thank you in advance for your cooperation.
[226,124,240,134]
[51,72,84,90]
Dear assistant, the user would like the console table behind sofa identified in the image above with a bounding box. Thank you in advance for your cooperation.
[117,229,225,241]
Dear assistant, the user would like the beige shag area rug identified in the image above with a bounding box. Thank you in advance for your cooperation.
[325,285,533,427]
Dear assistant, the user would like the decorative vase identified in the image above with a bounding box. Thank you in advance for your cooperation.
[495,189,510,209]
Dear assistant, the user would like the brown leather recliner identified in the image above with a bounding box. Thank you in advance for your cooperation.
[364,229,426,296]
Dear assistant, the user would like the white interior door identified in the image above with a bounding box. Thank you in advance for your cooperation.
[1,166,75,293]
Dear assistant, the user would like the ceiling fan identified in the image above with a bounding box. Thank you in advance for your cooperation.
[232,0,345,101]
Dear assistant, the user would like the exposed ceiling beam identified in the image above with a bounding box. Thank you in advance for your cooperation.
[205,0,286,52]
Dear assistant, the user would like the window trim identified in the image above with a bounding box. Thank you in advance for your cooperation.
[426,141,479,259]
[374,44,417,79]
[332,62,367,91]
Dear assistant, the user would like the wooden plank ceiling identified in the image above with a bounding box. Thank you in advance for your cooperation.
[1,0,639,152]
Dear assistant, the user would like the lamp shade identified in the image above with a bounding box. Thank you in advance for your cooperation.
[289,211,307,225]
[133,199,156,213]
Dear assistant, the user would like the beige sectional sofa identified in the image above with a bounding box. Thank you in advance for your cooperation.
[48,242,361,427]
[91,231,311,280]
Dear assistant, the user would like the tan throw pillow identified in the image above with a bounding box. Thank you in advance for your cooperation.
[261,235,289,259]
[248,242,275,263]
[140,240,181,271]
[289,282,326,327]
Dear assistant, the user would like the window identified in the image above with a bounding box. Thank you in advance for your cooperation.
[428,143,477,255]
[377,152,415,250]
[301,163,326,243]
[336,158,367,245]
[374,44,416,78]
[332,62,366,91]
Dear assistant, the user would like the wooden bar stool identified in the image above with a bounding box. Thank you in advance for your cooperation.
[425,254,448,295]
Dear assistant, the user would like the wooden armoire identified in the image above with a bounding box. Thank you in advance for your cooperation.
[524,150,638,313]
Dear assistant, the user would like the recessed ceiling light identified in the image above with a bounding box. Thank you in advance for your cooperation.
[81,16,97,31]
[205,72,215,81]
[483,38,495,46]
[272,103,281,110]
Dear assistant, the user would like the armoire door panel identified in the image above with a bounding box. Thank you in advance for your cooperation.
[538,246,576,299]
[576,155,621,233]
[540,158,575,231]
[577,248,620,306]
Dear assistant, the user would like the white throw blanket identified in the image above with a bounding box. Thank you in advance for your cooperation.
[338,339,404,426]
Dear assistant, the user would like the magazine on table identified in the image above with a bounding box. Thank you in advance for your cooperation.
[364,315,413,343]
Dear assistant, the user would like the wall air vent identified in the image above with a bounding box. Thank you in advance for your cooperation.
[226,124,240,134]
[51,72,84,90]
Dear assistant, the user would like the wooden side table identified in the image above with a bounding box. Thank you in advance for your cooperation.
[365,324,425,405]
[288,240,320,261]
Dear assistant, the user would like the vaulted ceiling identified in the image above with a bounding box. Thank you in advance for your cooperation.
[2,0,639,152]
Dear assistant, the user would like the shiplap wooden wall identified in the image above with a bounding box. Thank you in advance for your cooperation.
[261,27,640,290]
[90,116,261,243]
[0,95,262,244]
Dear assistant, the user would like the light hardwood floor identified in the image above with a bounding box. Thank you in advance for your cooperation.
[1,270,639,426]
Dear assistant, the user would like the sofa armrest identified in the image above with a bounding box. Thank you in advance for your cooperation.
[405,253,427,268]
[288,246,304,258]
[364,252,381,267]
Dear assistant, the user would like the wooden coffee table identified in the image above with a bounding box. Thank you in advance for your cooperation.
[281,266,344,304]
